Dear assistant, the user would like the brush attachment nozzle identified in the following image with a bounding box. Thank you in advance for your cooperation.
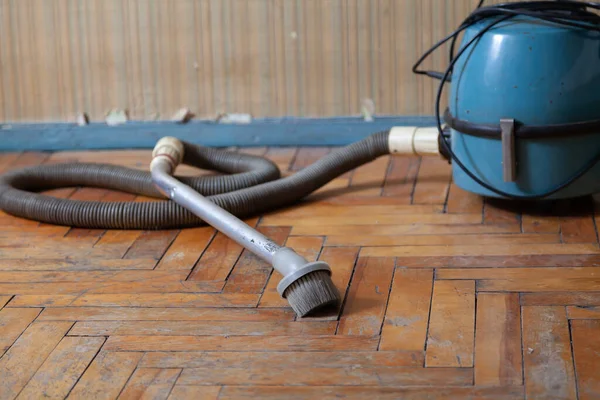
[283,270,340,317]
[273,247,340,317]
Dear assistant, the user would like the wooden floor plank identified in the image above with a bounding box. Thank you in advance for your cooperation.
[137,368,181,400]
[567,305,600,319]
[176,366,472,386]
[10,152,52,168]
[155,227,215,270]
[67,293,260,308]
[222,226,291,293]
[425,280,475,367]
[118,368,163,399]
[478,278,600,292]
[291,223,520,236]
[68,320,337,336]
[267,204,442,218]
[484,200,521,226]
[167,385,221,400]
[0,270,186,283]
[119,368,181,400]
[218,386,524,400]
[0,321,73,400]
[561,215,598,244]
[291,147,330,171]
[67,351,142,400]
[307,178,351,199]
[0,258,158,271]
[362,243,600,258]
[186,231,244,281]
[93,230,141,259]
[381,156,419,201]
[16,336,105,400]
[446,184,484,214]
[0,278,223,296]
[326,233,559,247]
[263,212,483,227]
[337,257,395,336]
[0,152,22,173]
[444,254,600,268]
[104,335,380,352]
[187,218,259,281]
[522,214,561,234]
[7,295,79,307]
[345,156,389,197]
[522,306,577,400]
[0,257,156,271]
[37,307,296,322]
[558,197,597,244]
[0,308,42,355]
[521,292,600,306]
[570,319,600,400]
[0,244,148,260]
[124,230,180,261]
[474,293,522,386]
[264,147,297,173]
[139,351,424,369]
[412,157,451,205]
[380,268,433,351]
[7,295,254,310]
[0,295,10,309]
[438,266,600,280]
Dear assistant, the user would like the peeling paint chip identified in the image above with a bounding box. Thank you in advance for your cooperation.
[76,113,89,126]
[216,113,252,124]
[172,108,193,124]
[361,98,375,122]
[106,109,128,126]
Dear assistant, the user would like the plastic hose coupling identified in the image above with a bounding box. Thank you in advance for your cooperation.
[151,136,185,171]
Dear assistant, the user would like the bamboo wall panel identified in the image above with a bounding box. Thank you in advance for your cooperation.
[0,0,505,123]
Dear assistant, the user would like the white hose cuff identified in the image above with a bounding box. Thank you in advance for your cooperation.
[388,126,440,156]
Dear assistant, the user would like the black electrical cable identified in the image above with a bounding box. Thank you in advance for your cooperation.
[413,0,600,200]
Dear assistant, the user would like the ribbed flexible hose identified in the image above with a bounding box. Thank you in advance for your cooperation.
[0,131,390,229]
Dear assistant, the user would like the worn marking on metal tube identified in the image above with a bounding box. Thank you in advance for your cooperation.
[500,119,516,182]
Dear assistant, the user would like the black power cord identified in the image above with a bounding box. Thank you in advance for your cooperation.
[413,0,600,200]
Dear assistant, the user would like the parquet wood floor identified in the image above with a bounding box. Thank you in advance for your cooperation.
[0,147,599,399]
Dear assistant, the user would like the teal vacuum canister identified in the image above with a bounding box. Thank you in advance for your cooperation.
[416,1,600,200]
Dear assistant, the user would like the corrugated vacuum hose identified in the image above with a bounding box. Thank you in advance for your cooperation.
[0,128,440,316]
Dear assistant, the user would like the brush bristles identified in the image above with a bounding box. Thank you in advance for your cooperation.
[283,270,340,317]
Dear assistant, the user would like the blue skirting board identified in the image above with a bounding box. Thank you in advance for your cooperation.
[0,115,437,152]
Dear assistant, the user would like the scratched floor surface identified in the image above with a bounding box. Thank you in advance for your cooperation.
[0,147,599,399]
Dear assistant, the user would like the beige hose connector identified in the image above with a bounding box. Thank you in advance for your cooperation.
[151,136,185,171]
[388,126,441,156]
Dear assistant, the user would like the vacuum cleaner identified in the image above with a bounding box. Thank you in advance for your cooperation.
[2,1,600,317]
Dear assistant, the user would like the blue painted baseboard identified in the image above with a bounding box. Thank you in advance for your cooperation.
[0,115,437,151]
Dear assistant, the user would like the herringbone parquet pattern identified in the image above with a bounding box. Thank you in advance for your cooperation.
[0,147,599,400]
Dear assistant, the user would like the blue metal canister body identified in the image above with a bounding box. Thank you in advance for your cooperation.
[449,16,600,199]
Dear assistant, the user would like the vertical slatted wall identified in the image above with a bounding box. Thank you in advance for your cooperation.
[0,0,508,123]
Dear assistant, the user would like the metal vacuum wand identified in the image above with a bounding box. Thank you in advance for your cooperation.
[150,137,339,316]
